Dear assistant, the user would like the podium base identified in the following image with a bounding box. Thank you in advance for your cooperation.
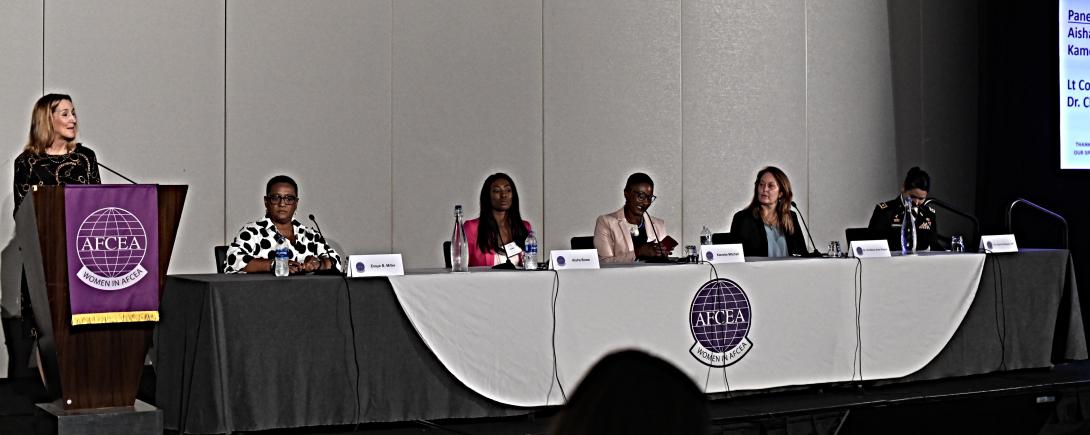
[35,399,162,435]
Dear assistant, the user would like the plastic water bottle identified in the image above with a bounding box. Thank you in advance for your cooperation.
[523,231,538,270]
[900,195,917,256]
[450,205,469,272]
[273,234,290,277]
[700,226,713,246]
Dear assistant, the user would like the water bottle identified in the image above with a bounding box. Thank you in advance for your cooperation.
[450,205,469,272]
[273,234,290,277]
[700,226,713,246]
[523,231,538,270]
[899,195,917,256]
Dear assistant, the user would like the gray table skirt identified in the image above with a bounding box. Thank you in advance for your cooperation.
[154,249,1086,434]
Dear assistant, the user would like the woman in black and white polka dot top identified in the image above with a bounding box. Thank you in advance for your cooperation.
[223,175,341,274]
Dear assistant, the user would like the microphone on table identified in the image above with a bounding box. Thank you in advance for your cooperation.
[97,161,138,184]
[308,213,340,274]
[789,201,823,257]
[308,214,325,241]
[923,197,981,251]
[643,209,670,262]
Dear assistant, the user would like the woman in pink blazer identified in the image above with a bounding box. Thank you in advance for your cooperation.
[594,172,671,263]
[463,173,533,267]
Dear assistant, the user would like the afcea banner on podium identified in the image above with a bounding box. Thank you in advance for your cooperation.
[64,185,160,325]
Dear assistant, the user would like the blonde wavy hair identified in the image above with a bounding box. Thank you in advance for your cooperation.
[24,93,76,155]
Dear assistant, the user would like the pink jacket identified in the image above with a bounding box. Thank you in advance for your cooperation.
[593,208,667,263]
[463,218,533,267]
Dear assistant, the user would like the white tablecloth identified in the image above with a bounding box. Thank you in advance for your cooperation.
[388,253,986,407]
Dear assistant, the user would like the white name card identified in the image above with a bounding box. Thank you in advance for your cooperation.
[549,249,600,270]
[503,242,523,258]
[850,240,892,258]
[980,234,1019,253]
[348,254,405,277]
[700,244,745,263]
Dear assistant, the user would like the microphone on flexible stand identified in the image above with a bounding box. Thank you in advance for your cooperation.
[97,161,138,184]
[308,213,341,274]
[643,209,670,262]
[1006,198,1068,249]
[308,214,325,241]
[922,197,980,251]
[789,201,822,257]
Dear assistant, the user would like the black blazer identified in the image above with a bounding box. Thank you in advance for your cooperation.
[729,209,808,257]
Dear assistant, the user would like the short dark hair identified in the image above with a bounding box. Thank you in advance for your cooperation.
[266,175,298,195]
[624,172,654,190]
[903,167,930,192]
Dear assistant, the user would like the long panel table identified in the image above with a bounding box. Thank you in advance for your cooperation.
[155,250,1086,434]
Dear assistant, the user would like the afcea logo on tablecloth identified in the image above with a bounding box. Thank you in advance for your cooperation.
[74,207,149,291]
[688,278,753,367]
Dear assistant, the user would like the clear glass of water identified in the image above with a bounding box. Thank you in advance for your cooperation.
[686,245,699,263]
[827,241,841,257]
[951,235,965,253]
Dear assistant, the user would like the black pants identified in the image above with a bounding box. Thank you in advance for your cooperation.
[2,316,35,378]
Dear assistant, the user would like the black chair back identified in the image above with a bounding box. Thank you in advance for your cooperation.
[711,232,740,245]
[570,236,595,250]
[214,245,228,274]
[443,241,452,269]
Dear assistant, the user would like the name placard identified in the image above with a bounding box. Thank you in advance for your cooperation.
[503,242,523,258]
[700,244,745,264]
[348,254,405,277]
[980,234,1019,253]
[849,240,892,258]
[549,249,600,270]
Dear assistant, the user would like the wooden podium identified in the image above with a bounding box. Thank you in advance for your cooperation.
[14,185,186,410]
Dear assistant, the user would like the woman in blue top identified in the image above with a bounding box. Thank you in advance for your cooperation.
[729,166,807,257]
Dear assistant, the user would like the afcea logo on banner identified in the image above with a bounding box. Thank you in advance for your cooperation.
[688,278,753,367]
[74,207,149,291]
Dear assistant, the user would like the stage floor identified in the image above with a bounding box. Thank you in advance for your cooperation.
[3,361,1090,434]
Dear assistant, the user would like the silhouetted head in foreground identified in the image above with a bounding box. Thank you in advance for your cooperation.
[549,349,709,435]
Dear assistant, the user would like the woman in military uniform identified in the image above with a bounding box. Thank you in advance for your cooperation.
[867,167,945,251]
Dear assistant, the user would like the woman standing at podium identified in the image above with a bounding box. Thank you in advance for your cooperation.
[12,94,101,215]
[223,175,341,274]
[729,166,807,257]
[463,173,533,267]
[5,94,100,379]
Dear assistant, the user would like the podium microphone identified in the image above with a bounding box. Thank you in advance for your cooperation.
[790,201,821,257]
[97,161,138,184]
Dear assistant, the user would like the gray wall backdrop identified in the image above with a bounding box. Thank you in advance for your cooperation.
[0,0,978,278]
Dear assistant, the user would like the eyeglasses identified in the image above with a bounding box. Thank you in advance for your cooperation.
[265,194,299,205]
[631,192,657,203]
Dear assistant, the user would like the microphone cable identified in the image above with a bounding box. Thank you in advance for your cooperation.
[851,256,865,382]
[336,272,362,430]
[990,253,1008,371]
[700,262,733,397]
[545,269,567,403]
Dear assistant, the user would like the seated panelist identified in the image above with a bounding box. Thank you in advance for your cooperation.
[224,175,341,274]
[867,166,943,251]
[594,172,672,263]
[729,166,807,257]
[463,173,533,267]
